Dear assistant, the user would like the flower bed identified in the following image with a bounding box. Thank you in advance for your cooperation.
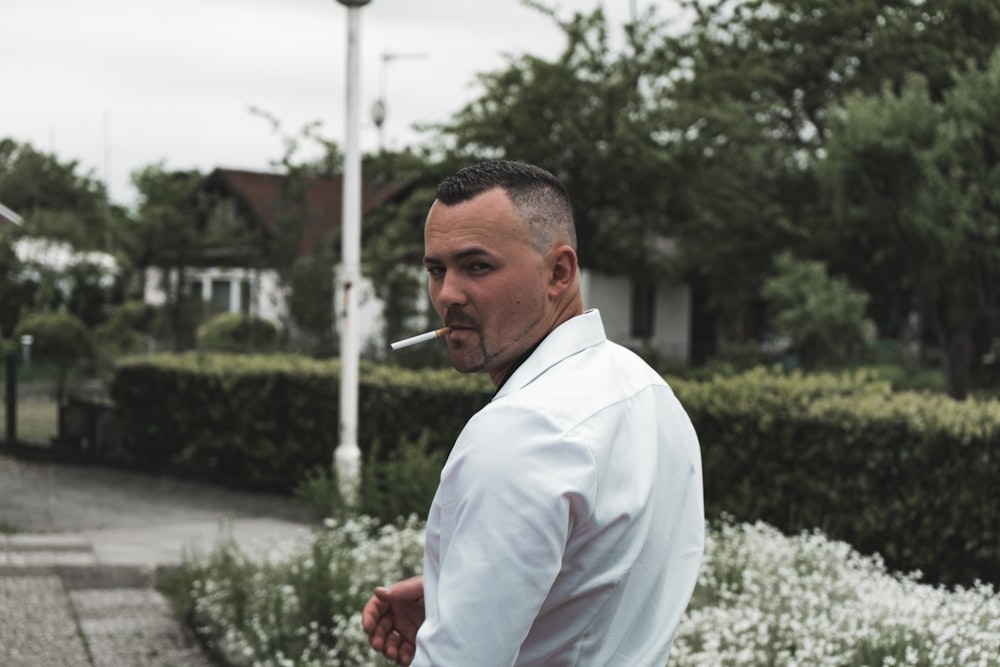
[176,517,999,667]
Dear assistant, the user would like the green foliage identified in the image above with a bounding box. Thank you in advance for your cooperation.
[670,368,1000,587]
[0,232,32,338]
[819,55,1000,398]
[285,253,335,356]
[359,434,445,524]
[108,354,489,491]
[675,519,1000,665]
[436,6,682,281]
[197,312,279,353]
[129,164,207,352]
[172,514,1000,666]
[13,311,95,363]
[0,138,116,251]
[171,515,423,666]
[93,300,157,355]
[762,252,870,369]
[110,354,999,587]
[294,435,445,526]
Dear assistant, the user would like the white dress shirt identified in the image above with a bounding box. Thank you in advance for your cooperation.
[414,309,704,667]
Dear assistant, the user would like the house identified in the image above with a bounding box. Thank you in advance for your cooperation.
[142,168,412,349]
[578,237,693,365]
[141,167,695,363]
[579,270,692,363]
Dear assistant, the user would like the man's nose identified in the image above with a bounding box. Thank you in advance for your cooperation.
[434,271,467,309]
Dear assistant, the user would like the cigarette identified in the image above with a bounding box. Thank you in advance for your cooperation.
[390,327,451,351]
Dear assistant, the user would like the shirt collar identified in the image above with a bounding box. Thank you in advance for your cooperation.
[491,309,607,402]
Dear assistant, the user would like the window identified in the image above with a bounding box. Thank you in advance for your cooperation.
[211,280,231,314]
[240,280,251,315]
[631,280,655,339]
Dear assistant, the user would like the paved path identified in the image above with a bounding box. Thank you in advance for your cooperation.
[0,452,315,666]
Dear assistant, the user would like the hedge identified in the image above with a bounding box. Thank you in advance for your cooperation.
[669,368,1000,588]
[109,358,999,588]
[109,353,491,490]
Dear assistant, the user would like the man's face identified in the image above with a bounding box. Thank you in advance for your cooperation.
[423,187,552,385]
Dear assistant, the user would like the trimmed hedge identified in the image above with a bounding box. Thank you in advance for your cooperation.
[109,358,999,588]
[669,368,1000,588]
[109,353,491,491]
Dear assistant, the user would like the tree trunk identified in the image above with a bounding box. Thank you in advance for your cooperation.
[941,330,973,400]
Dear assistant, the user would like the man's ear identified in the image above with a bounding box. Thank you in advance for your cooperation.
[548,245,578,296]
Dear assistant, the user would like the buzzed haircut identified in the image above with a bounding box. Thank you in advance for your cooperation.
[435,160,578,254]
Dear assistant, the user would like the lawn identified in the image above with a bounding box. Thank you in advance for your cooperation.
[4,394,59,444]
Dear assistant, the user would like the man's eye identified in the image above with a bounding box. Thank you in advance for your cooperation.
[426,266,444,277]
[468,262,491,273]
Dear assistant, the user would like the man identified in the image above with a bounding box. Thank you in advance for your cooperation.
[362,160,704,666]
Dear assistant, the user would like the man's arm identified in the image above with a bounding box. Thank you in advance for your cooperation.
[414,406,596,666]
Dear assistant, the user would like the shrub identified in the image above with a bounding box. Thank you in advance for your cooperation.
[13,310,95,362]
[172,517,1000,667]
[181,515,425,667]
[94,300,157,355]
[197,312,278,353]
[673,519,1000,666]
[294,434,446,526]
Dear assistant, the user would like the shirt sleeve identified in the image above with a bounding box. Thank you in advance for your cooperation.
[414,402,598,667]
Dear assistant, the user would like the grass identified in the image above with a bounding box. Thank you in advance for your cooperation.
[5,395,59,444]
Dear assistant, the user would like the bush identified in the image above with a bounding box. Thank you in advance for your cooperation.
[109,353,488,491]
[94,300,157,355]
[13,310,95,363]
[113,356,999,588]
[175,515,425,667]
[170,517,1000,667]
[294,434,446,526]
[197,312,279,353]
[670,367,1000,587]
[672,519,1000,666]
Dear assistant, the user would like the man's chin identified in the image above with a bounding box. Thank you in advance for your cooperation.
[447,351,485,375]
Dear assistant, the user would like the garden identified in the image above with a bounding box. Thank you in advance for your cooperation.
[162,513,1000,667]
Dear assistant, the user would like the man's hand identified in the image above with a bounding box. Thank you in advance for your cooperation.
[361,575,425,666]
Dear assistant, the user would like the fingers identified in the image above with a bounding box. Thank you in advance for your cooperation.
[361,595,387,634]
[384,630,415,666]
[375,575,424,602]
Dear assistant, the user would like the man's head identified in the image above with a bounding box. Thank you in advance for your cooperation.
[423,160,584,386]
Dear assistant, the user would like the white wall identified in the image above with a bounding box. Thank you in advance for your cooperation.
[144,266,386,352]
[580,269,691,362]
[144,265,689,361]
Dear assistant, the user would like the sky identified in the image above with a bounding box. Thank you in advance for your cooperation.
[4,0,645,209]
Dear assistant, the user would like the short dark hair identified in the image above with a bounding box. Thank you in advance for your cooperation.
[435,160,577,253]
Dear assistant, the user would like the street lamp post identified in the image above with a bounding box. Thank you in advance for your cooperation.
[371,51,427,150]
[334,0,371,502]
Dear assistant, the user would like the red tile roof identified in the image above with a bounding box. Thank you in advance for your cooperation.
[198,168,411,256]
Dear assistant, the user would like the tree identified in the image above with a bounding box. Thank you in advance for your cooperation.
[761,252,870,369]
[818,56,1000,399]
[361,149,442,352]
[434,4,683,285]
[130,163,205,350]
[0,138,123,251]
[660,0,1000,340]
[0,232,33,338]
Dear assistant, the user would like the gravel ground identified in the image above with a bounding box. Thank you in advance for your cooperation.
[0,453,313,534]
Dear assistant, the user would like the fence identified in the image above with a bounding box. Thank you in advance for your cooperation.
[1,350,114,460]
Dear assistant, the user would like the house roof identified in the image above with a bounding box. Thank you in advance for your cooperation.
[196,168,413,256]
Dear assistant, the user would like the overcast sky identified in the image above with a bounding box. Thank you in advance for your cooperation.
[4,0,650,208]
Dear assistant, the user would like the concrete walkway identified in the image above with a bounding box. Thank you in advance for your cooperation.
[0,452,315,666]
